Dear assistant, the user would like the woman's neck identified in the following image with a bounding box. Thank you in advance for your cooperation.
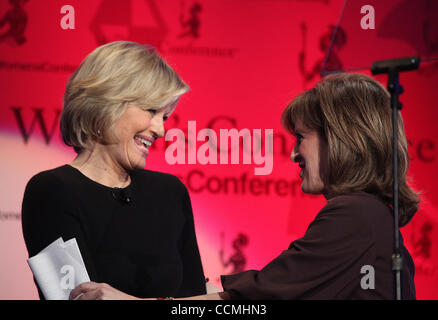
[70,146,131,189]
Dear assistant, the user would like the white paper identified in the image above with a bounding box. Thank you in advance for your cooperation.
[27,237,90,300]
[206,281,222,294]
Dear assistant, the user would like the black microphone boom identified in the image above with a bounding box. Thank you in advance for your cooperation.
[371,56,420,300]
[371,56,420,75]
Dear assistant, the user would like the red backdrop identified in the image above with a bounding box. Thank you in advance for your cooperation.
[0,0,437,299]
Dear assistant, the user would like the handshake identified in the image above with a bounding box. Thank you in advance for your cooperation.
[28,238,222,300]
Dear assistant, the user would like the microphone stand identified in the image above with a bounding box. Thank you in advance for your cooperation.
[371,56,420,300]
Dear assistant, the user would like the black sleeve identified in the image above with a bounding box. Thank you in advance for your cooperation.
[21,172,97,299]
[176,184,206,297]
[221,200,376,299]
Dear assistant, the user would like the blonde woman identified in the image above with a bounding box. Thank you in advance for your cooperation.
[22,41,206,300]
[119,73,418,301]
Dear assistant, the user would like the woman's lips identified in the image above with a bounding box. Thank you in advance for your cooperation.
[135,134,155,144]
[133,134,155,158]
[133,138,143,146]
[299,164,305,178]
[133,138,149,157]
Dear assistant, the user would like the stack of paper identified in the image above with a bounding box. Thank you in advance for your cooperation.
[27,237,90,300]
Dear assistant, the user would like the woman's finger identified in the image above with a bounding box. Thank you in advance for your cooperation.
[70,281,99,300]
[75,289,102,300]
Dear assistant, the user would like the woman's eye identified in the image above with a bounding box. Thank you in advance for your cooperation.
[296,134,303,143]
[147,109,169,122]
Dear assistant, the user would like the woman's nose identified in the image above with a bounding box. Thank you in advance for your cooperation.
[150,118,165,138]
[290,144,299,162]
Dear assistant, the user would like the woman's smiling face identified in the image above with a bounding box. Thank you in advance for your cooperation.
[105,103,176,171]
[290,119,329,195]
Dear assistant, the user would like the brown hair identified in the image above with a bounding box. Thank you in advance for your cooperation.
[282,73,420,226]
[61,41,189,154]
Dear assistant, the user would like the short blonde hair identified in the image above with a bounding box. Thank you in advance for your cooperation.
[60,41,189,153]
[282,73,420,227]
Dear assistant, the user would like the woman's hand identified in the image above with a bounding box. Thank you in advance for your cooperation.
[70,281,140,300]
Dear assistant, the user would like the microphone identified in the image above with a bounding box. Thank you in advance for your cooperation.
[371,56,420,75]
[112,188,132,204]
[120,189,132,204]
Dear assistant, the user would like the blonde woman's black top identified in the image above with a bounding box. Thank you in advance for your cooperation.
[22,165,206,299]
